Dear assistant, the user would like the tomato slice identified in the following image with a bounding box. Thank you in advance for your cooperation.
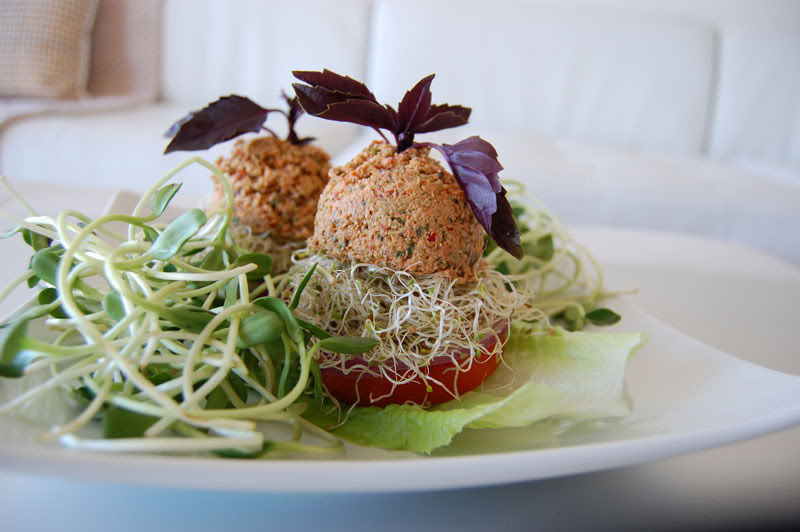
[320,322,508,407]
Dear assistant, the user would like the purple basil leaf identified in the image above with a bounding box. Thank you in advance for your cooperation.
[293,83,395,131]
[397,74,434,133]
[164,95,270,153]
[384,104,399,131]
[440,137,503,193]
[292,136,316,146]
[316,100,395,130]
[293,69,377,100]
[425,136,522,259]
[293,70,472,151]
[292,83,348,115]
[447,135,499,158]
[453,165,497,229]
[415,104,471,133]
[282,92,315,146]
[284,91,304,125]
[292,70,382,120]
[164,113,193,138]
[491,189,523,259]
[446,151,503,188]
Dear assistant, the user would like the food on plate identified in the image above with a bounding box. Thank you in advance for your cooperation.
[0,159,376,457]
[278,69,643,451]
[165,93,330,272]
[0,71,643,458]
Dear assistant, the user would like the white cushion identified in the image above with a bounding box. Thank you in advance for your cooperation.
[161,0,372,108]
[368,0,716,154]
[709,26,800,170]
[0,103,359,198]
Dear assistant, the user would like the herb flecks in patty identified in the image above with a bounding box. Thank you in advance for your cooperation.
[309,141,484,281]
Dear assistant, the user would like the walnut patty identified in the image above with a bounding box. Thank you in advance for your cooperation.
[309,141,485,281]
[212,136,330,241]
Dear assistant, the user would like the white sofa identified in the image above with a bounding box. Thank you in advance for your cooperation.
[1,0,799,264]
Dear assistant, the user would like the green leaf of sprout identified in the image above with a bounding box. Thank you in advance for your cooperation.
[200,248,225,271]
[224,278,239,309]
[232,253,272,280]
[252,297,302,345]
[37,287,57,305]
[142,225,159,243]
[30,247,63,286]
[296,317,331,339]
[188,248,226,289]
[236,310,284,349]
[162,306,217,332]
[148,208,207,260]
[204,385,230,410]
[310,359,324,401]
[228,372,248,402]
[585,308,621,326]
[213,441,276,459]
[74,296,103,315]
[103,291,126,321]
[289,262,317,310]
[146,365,181,387]
[523,234,554,261]
[37,288,68,319]
[316,336,378,355]
[22,228,50,251]
[0,319,34,378]
[103,405,159,439]
[151,183,182,217]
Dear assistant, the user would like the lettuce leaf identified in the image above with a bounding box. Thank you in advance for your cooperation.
[303,326,646,454]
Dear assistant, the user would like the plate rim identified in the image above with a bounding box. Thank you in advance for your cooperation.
[2,397,799,493]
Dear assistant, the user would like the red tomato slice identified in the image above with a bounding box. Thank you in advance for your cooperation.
[320,322,508,407]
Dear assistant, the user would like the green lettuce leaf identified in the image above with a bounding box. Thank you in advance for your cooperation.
[303,326,646,454]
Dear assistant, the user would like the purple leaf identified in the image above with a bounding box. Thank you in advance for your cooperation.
[397,74,434,134]
[284,91,304,125]
[415,104,471,133]
[283,92,315,146]
[164,95,270,153]
[447,135,499,158]
[292,83,347,115]
[426,137,522,259]
[447,151,503,185]
[491,190,523,259]
[454,166,496,229]
[292,83,395,131]
[293,69,376,100]
[164,113,193,138]
[292,70,472,152]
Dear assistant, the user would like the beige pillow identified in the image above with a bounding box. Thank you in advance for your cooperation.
[0,0,100,99]
[87,0,161,99]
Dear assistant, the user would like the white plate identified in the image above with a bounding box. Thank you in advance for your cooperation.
[0,192,798,492]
